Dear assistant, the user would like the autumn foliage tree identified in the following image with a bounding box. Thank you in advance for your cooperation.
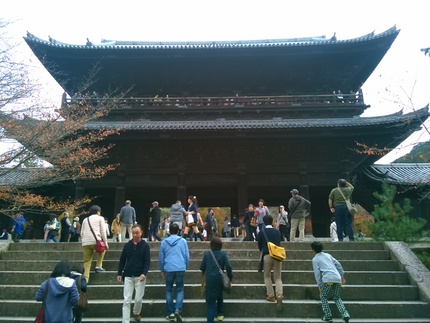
[0,20,123,218]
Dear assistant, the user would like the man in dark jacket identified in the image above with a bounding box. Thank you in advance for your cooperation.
[117,224,151,323]
[149,201,162,241]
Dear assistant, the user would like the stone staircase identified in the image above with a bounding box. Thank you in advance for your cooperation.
[1,240,430,322]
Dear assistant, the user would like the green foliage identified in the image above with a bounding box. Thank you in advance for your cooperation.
[413,250,430,270]
[367,182,428,242]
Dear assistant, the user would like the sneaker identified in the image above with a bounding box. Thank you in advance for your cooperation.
[166,314,175,321]
[95,267,106,273]
[217,315,224,321]
[276,295,283,307]
[175,311,183,323]
[322,317,333,323]
[266,296,276,302]
[343,317,350,323]
[134,314,141,322]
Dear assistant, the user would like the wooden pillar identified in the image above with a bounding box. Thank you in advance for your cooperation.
[177,172,187,204]
[114,174,126,214]
[237,170,248,218]
[75,180,85,201]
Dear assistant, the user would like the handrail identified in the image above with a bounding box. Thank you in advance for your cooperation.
[65,92,364,109]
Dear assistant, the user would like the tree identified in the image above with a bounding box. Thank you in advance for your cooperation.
[0,20,123,218]
[367,181,428,242]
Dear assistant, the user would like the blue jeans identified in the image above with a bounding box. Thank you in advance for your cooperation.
[165,271,185,316]
[148,223,162,241]
[206,296,224,323]
[46,230,59,243]
[334,205,355,241]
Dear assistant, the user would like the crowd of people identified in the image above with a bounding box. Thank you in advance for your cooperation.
[5,178,356,322]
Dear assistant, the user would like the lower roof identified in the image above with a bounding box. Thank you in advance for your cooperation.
[364,163,430,186]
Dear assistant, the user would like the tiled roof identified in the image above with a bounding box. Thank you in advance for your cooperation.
[25,27,397,50]
[0,168,46,186]
[365,164,430,186]
[85,107,428,131]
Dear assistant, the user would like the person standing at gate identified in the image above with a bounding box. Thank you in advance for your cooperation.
[117,224,151,323]
[159,223,189,322]
[205,208,216,242]
[183,196,204,241]
[60,212,72,242]
[255,199,270,233]
[120,200,136,241]
[328,179,355,242]
[111,213,122,242]
[277,205,290,241]
[311,241,350,323]
[149,201,162,241]
[169,200,187,235]
[288,189,311,242]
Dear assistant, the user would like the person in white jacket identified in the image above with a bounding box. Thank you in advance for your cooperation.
[81,205,109,283]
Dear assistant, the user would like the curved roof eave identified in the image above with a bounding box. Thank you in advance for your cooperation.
[24,26,399,51]
[85,105,428,131]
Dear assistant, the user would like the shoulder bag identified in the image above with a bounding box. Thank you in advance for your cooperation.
[76,275,89,312]
[186,213,195,227]
[262,229,286,261]
[210,251,232,292]
[87,218,107,253]
[338,188,357,216]
[34,279,49,323]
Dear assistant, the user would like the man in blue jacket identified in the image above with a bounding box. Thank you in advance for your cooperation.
[117,224,151,323]
[158,223,190,322]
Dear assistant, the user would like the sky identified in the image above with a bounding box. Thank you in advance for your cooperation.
[1,0,430,164]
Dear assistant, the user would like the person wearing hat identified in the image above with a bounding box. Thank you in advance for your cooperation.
[288,189,311,242]
[277,205,290,241]
[149,201,162,241]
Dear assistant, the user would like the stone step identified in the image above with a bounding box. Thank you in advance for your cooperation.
[6,240,387,251]
[1,241,429,322]
[1,283,419,301]
[0,249,391,261]
[0,270,410,285]
[1,318,430,323]
[0,259,401,271]
[1,299,429,319]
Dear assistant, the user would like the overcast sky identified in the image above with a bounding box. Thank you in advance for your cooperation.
[1,0,430,163]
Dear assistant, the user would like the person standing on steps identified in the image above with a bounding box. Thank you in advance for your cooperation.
[276,205,290,241]
[81,205,109,283]
[149,201,162,242]
[158,223,189,322]
[182,196,204,241]
[257,215,283,307]
[311,241,350,323]
[169,200,187,235]
[328,179,355,241]
[60,212,72,242]
[120,200,136,241]
[288,189,311,242]
[117,224,151,323]
[200,237,233,323]
[111,213,122,242]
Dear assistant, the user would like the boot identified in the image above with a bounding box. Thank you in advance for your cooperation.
[198,232,204,241]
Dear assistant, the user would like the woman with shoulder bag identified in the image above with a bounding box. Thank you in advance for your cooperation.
[200,237,233,323]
